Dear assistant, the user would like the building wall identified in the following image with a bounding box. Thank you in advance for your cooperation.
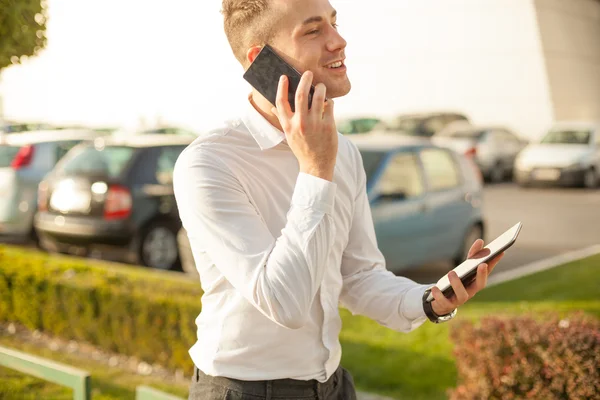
[335,0,555,139]
[534,0,600,122]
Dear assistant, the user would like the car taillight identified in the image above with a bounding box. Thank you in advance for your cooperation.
[464,147,477,158]
[104,185,132,220]
[38,181,49,212]
[11,145,35,169]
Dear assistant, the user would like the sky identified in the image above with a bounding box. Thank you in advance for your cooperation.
[0,0,553,137]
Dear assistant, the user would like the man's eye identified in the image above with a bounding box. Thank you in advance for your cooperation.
[332,23,339,30]
[306,29,319,35]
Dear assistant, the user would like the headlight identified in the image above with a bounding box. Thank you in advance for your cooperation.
[515,157,531,171]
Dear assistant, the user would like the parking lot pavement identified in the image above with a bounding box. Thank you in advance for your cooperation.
[402,183,600,284]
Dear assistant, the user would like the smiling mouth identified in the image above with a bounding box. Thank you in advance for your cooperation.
[325,60,345,69]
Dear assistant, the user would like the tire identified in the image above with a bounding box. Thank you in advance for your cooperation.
[452,224,483,267]
[177,228,199,277]
[489,163,504,184]
[583,168,597,189]
[137,220,181,271]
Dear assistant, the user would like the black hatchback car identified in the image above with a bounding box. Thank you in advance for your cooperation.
[34,134,194,270]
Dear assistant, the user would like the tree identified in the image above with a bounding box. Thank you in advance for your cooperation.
[0,0,48,72]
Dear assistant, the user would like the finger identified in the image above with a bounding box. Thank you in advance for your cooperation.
[486,252,505,274]
[295,71,313,116]
[323,98,335,122]
[431,286,455,312]
[468,238,484,259]
[448,271,469,305]
[311,83,327,118]
[275,75,293,120]
[466,263,488,297]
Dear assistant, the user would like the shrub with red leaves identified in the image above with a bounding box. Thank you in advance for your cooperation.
[448,313,600,400]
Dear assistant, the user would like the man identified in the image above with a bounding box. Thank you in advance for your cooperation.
[173,0,504,399]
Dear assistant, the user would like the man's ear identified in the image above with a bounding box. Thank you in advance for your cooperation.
[246,46,262,65]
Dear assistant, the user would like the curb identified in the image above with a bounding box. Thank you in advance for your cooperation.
[357,391,395,400]
[487,243,600,287]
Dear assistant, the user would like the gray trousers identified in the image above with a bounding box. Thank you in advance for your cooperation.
[189,365,358,400]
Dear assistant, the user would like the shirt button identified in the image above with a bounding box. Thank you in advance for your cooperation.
[232,120,241,127]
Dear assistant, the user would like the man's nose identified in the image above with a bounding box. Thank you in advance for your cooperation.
[326,29,347,53]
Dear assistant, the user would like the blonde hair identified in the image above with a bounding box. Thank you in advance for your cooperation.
[221,0,278,66]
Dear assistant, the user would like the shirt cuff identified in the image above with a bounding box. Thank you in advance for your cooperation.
[291,172,337,215]
[399,284,430,320]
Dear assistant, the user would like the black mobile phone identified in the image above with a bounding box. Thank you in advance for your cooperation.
[243,44,315,113]
[425,221,523,303]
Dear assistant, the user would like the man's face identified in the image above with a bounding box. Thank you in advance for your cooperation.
[269,0,350,99]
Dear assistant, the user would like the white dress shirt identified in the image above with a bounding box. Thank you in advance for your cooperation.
[173,100,429,383]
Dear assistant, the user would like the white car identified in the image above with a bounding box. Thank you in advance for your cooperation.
[514,121,600,188]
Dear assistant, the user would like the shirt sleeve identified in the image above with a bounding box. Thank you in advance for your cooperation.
[339,147,429,333]
[173,145,337,330]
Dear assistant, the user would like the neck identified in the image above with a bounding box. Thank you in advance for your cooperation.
[249,91,283,132]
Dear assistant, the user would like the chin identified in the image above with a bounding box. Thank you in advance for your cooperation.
[328,79,352,99]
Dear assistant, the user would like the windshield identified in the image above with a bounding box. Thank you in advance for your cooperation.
[540,130,591,145]
[0,146,22,168]
[56,145,136,178]
[359,150,386,186]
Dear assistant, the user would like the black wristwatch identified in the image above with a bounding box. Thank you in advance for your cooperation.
[422,287,457,324]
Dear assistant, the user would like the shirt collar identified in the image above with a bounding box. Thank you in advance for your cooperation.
[241,95,286,151]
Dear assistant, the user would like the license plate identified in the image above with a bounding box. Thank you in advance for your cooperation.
[533,168,560,181]
[50,188,91,213]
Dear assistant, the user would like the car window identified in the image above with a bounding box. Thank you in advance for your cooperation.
[57,145,136,178]
[55,140,82,163]
[156,146,186,184]
[422,117,446,136]
[0,145,21,167]
[378,152,424,199]
[359,150,386,186]
[420,149,461,191]
[496,129,518,144]
[541,129,591,145]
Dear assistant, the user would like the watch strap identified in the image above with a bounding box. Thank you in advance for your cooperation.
[422,287,457,323]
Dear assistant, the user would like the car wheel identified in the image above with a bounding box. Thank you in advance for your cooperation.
[489,163,504,183]
[138,220,181,271]
[583,168,597,189]
[453,224,483,267]
[177,228,199,278]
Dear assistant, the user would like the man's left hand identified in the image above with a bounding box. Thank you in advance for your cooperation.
[430,239,505,316]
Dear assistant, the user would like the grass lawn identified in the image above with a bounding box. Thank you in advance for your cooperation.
[1,254,598,400]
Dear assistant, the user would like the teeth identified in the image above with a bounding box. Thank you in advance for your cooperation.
[327,61,343,68]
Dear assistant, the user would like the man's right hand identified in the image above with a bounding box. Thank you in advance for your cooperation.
[271,71,338,182]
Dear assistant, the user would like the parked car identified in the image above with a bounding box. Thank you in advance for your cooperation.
[178,134,485,275]
[138,126,198,137]
[337,117,382,135]
[373,111,471,138]
[0,129,107,242]
[34,134,194,270]
[433,124,528,183]
[514,121,600,188]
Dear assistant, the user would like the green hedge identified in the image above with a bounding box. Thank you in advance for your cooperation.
[0,245,202,371]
